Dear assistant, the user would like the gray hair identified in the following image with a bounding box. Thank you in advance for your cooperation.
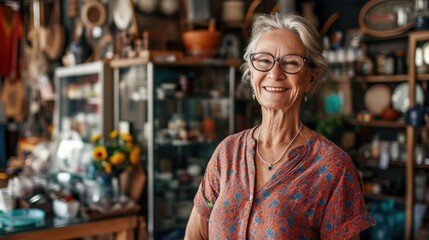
[241,13,328,96]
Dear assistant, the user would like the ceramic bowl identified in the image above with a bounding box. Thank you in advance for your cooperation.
[0,208,45,227]
[53,199,80,219]
[182,30,222,58]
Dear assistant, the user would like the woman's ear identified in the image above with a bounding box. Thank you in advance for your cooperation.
[306,69,318,92]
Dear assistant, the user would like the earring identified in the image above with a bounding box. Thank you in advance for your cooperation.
[252,91,256,100]
[304,95,308,102]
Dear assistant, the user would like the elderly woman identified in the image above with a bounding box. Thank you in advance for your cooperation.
[185,13,375,239]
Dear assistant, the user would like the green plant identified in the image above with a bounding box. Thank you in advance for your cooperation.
[315,115,344,139]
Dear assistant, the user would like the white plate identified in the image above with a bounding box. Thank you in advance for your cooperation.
[392,83,425,113]
[113,0,132,31]
[364,84,391,115]
[137,0,157,13]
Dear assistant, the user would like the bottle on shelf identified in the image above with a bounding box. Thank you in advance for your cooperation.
[201,100,216,142]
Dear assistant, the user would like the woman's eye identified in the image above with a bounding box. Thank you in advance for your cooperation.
[283,60,299,66]
[259,59,272,64]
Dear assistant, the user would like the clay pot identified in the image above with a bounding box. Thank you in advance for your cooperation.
[182,30,221,58]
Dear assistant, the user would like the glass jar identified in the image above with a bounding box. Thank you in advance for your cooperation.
[384,52,395,75]
[415,145,426,165]
[389,141,400,161]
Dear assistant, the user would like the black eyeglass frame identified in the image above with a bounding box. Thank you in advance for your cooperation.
[249,52,314,74]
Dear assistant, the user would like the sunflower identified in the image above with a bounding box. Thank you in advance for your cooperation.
[121,133,133,142]
[109,130,119,139]
[130,146,140,165]
[92,146,108,161]
[92,130,140,174]
[91,134,101,143]
[110,152,126,165]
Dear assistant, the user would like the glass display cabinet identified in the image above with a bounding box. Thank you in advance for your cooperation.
[111,57,240,239]
[54,62,114,142]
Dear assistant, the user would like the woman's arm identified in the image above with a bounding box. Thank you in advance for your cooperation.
[184,207,209,240]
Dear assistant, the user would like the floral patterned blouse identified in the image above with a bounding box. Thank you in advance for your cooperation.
[194,127,375,239]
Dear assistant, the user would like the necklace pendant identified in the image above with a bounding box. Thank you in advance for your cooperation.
[268,165,273,171]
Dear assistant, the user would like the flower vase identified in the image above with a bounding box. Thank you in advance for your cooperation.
[94,172,119,209]
[119,169,131,198]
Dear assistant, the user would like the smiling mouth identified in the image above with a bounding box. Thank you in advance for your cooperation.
[264,87,287,92]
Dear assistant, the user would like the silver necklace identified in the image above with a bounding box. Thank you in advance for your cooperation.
[257,122,303,171]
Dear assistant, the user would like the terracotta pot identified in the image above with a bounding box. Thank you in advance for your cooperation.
[182,30,221,58]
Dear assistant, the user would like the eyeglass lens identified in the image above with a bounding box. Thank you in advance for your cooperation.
[251,53,304,73]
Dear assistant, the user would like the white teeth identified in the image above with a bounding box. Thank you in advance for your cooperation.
[264,87,286,91]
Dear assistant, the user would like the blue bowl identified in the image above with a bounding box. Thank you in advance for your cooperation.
[0,208,45,227]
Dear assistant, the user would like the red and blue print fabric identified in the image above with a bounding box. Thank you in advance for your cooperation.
[194,127,375,239]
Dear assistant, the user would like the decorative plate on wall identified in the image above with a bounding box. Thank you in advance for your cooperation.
[359,0,415,37]
[392,83,425,113]
[113,0,132,31]
[364,84,391,115]
[137,0,157,13]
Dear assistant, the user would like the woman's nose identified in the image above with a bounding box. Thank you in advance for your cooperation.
[268,62,285,80]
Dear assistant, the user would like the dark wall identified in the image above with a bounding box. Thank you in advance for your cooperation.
[297,0,370,34]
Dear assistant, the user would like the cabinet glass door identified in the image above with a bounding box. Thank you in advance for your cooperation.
[54,62,113,142]
[112,60,238,239]
[116,65,149,147]
[150,63,235,238]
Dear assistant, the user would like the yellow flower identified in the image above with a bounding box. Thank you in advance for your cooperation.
[109,130,119,139]
[91,134,101,143]
[92,130,139,174]
[130,146,140,165]
[104,162,112,173]
[110,152,126,165]
[121,133,133,142]
[92,146,107,160]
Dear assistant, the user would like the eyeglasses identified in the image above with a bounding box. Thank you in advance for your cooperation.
[250,52,312,74]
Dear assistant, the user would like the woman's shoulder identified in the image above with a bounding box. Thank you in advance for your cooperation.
[206,127,257,170]
[311,132,350,157]
[307,131,356,169]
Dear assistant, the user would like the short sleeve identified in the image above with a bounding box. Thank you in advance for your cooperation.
[193,143,223,219]
[319,157,375,239]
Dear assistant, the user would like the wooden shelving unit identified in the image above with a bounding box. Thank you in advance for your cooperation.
[353,30,429,240]
[355,74,408,83]
[347,118,407,128]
